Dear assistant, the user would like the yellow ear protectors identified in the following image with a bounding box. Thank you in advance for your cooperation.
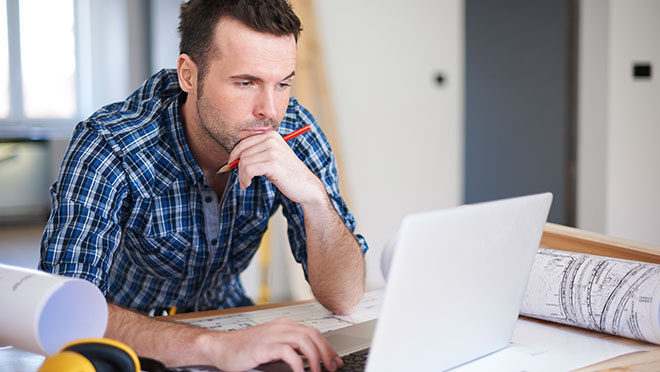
[37,351,97,372]
[38,338,140,372]
[38,337,173,372]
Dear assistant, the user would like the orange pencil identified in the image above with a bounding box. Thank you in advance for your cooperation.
[216,124,311,174]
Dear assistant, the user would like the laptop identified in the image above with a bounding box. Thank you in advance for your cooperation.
[257,192,552,372]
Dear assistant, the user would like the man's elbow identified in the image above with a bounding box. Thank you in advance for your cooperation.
[329,303,358,316]
[324,290,364,315]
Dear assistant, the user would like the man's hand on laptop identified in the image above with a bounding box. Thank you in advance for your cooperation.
[207,317,343,372]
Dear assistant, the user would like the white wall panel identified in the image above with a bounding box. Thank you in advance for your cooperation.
[578,0,660,245]
[607,0,660,244]
[314,0,464,290]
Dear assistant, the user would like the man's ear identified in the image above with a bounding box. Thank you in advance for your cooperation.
[177,54,197,94]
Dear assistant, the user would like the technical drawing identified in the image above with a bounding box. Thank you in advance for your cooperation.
[520,248,660,344]
[181,290,382,333]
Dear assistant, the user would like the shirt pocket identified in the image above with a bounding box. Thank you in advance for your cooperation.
[121,193,194,279]
[233,183,275,237]
[123,222,192,279]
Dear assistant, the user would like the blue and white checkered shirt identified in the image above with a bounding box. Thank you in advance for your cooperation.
[40,69,368,313]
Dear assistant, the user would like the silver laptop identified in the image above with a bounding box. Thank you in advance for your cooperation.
[258,192,552,372]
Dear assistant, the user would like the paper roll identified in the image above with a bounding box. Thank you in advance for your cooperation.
[520,248,660,345]
[380,229,400,282]
[0,264,108,355]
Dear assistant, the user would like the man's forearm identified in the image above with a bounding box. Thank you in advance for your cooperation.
[106,304,213,366]
[106,303,343,372]
[303,194,366,315]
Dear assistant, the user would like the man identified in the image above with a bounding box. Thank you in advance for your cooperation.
[40,0,367,371]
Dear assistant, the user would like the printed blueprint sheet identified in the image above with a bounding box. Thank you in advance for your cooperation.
[520,247,660,344]
[180,290,383,333]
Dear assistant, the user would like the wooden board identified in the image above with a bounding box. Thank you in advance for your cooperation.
[541,222,660,264]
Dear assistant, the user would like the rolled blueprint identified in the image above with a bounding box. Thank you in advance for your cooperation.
[520,248,660,344]
[0,264,108,355]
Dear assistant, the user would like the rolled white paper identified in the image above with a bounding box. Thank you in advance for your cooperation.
[0,263,108,355]
[380,229,400,282]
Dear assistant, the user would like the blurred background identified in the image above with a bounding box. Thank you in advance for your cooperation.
[0,0,658,304]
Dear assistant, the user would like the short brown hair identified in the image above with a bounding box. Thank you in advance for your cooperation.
[178,0,302,81]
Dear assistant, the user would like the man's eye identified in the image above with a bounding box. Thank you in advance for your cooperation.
[278,83,291,89]
[237,81,252,87]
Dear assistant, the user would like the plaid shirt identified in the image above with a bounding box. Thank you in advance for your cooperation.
[40,69,367,313]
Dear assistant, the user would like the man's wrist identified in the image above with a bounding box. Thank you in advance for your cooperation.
[191,330,222,365]
[300,182,332,211]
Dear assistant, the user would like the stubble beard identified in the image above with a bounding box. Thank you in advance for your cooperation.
[196,86,279,154]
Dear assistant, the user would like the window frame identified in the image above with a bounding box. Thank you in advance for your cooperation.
[1,0,81,135]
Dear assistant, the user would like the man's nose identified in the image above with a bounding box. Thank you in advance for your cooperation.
[253,88,277,120]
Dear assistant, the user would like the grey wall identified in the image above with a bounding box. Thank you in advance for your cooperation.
[465,0,575,224]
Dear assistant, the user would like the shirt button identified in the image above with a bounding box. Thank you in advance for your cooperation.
[205,196,213,203]
[211,239,218,246]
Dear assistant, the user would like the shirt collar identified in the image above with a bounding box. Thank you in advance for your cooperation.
[165,92,205,185]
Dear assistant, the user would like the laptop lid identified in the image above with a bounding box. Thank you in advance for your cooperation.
[256,193,552,372]
[365,192,552,371]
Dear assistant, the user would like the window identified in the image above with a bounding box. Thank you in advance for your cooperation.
[0,1,9,118]
[1,0,77,126]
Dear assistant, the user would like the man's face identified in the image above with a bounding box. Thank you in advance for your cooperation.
[194,17,297,154]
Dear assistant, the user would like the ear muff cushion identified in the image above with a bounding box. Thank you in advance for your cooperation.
[38,351,96,372]
[139,356,170,372]
[64,342,138,372]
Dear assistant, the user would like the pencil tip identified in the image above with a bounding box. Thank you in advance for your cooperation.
[217,165,229,174]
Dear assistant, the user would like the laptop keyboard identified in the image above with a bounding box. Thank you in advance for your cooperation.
[308,349,370,372]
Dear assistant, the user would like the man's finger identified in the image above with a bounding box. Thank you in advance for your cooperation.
[230,137,271,164]
[228,131,283,163]
[276,344,305,372]
[288,332,322,372]
[238,161,274,189]
[304,326,340,371]
[236,143,282,173]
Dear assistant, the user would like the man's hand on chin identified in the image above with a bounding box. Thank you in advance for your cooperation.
[228,131,325,204]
